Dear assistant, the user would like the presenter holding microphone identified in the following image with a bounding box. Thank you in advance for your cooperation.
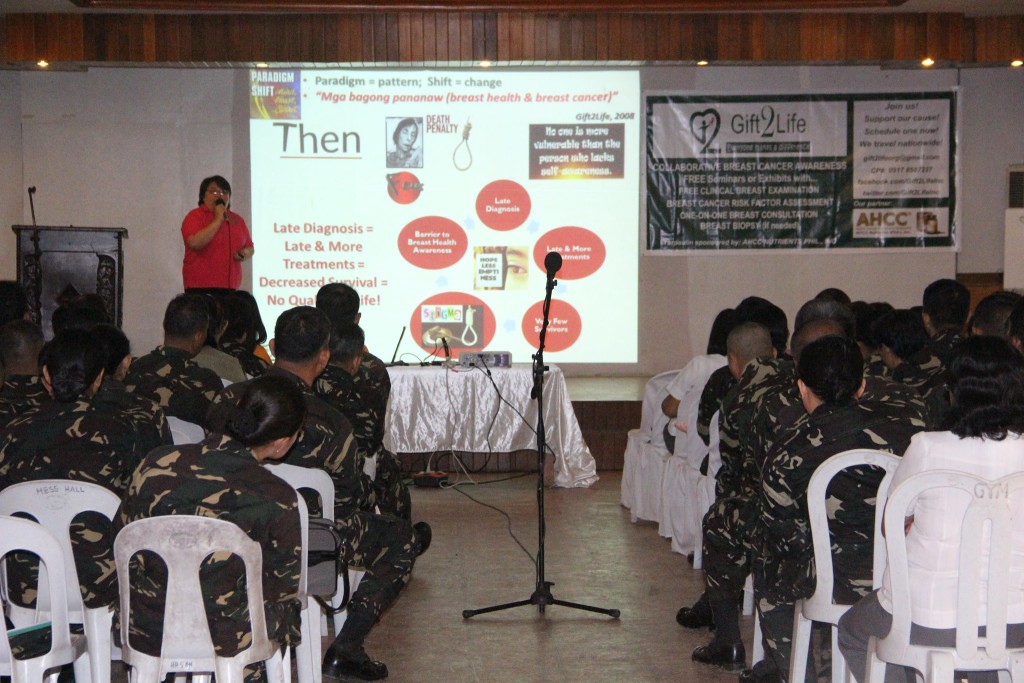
[181,175,254,290]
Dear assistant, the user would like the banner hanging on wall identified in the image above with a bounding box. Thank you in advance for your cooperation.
[646,92,956,251]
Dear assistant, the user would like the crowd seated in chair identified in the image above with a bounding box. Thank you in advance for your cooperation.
[839,336,1024,683]
[116,374,306,683]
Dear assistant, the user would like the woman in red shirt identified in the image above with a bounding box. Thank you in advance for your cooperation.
[181,175,254,290]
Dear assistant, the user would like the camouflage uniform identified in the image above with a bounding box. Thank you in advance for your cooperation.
[125,346,224,425]
[752,399,925,679]
[115,434,301,683]
[925,329,962,367]
[95,377,172,457]
[0,374,49,432]
[702,357,801,602]
[696,365,736,450]
[208,367,419,647]
[0,398,144,609]
[220,339,270,378]
[315,354,410,520]
[890,350,950,426]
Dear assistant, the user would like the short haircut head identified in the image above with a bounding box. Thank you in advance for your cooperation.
[794,298,856,341]
[814,287,852,306]
[52,295,110,335]
[0,319,45,372]
[874,309,930,361]
[796,335,864,407]
[40,329,105,402]
[198,175,231,205]
[969,291,1022,339]
[225,375,307,447]
[274,306,331,364]
[316,283,360,326]
[330,321,365,366]
[791,318,846,367]
[0,281,28,327]
[922,278,970,331]
[90,323,131,375]
[851,301,894,349]
[706,308,738,356]
[726,322,774,369]
[735,296,789,356]
[945,335,1024,439]
[163,294,210,340]
[1009,298,1024,345]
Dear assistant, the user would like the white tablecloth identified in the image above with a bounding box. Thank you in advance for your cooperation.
[384,364,598,488]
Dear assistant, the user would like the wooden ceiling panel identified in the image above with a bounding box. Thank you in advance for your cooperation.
[69,0,908,12]
[3,9,1017,67]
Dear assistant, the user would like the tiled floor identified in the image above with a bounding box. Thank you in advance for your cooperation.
[352,471,754,682]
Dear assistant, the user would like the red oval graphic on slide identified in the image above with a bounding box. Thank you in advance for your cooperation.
[397,217,467,270]
[411,292,496,355]
[476,180,531,231]
[386,172,424,204]
[521,299,582,353]
[532,226,606,280]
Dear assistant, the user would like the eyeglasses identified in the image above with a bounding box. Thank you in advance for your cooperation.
[207,189,228,196]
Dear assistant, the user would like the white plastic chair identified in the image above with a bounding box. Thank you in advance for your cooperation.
[0,515,88,683]
[166,417,205,445]
[789,449,901,683]
[691,410,722,570]
[265,463,337,683]
[0,480,123,683]
[659,356,725,554]
[621,369,679,523]
[114,516,288,683]
[264,463,363,638]
[866,470,1024,683]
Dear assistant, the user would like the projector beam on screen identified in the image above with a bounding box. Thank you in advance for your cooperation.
[249,69,640,364]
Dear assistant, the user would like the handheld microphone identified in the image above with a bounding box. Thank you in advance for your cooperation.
[441,336,451,360]
[215,198,230,222]
[544,251,562,279]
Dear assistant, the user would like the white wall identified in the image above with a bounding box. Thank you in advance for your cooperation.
[14,69,238,353]
[958,68,1024,273]
[0,72,23,281]
[2,65,1022,374]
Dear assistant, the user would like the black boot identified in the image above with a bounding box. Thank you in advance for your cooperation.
[676,591,715,630]
[324,609,388,680]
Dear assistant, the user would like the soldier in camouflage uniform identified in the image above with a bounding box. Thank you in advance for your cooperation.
[125,294,224,425]
[207,306,427,682]
[0,320,49,431]
[751,335,926,683]
[117,375,305,683]
[315,282,410,520]
[921,278,969,366]
[91,323,172,455]
[680,322,781,655]
[690,311,861,672]
[0,330,145,611]
[874,309,950,425]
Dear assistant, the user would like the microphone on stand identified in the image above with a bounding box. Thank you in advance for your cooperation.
[544,251,562,281]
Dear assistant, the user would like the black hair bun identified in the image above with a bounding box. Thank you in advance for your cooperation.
[228,404,258,438]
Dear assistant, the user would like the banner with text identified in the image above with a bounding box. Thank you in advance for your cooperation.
[646,92,956,250]
[250,70,640,363]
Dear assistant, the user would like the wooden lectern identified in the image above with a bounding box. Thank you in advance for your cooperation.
[11,225,127,334]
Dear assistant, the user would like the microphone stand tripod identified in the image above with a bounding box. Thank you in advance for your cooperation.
[462,264,619,620]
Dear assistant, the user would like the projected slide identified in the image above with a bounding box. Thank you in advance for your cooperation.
[249,69,640,363]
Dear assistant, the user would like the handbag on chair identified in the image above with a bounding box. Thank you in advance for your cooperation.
[306,517,350,614]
